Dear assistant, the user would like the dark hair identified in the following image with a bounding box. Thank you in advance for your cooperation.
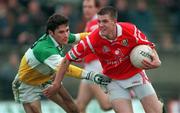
[46,13,69,34]
[97,6,118,19]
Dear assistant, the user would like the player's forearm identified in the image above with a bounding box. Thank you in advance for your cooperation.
[53,57,70,86]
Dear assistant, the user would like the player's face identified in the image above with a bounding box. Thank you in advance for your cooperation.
[83,0,98,20]
[98,14,116,38]
[49,24,69,45]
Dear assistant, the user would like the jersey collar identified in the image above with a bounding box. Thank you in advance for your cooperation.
[48,34,63,50]
[116,23,122,37]
[49,34,59,47]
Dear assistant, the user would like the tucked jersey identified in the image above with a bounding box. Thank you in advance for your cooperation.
[84,19,99,63]
[66,22,155,80]
[18,33,86,85]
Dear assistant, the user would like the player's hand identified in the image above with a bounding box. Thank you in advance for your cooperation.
[86,71,111,85]
[43,83,60,98]
[142,53,161,69]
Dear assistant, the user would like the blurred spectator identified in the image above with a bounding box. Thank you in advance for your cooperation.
[0,51,20,100]
[55,3,80,32]
[159,0,180,44]
[130,0,156,42]
[159,33,174,51]
[0,0,14,43]
[11,11,30,44]
[115,0,132,22]
[99,0,110,8]
[17,31,35,56]
[27,0,47,38]
[173,10,180,44]
[8,0,24,18]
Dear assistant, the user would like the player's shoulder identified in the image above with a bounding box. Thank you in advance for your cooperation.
[118,22,137,35]
[118,22,136,29]
[88,28,100,39]
[33,37,60,62]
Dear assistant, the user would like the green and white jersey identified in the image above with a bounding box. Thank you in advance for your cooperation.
[17,33,85,85]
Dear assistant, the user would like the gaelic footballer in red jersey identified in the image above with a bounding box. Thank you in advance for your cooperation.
[66,22,155,80]
[45,6,163,113]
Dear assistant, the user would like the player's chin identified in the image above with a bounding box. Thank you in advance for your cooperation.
[63,41,68,45]
[101,31,108,36]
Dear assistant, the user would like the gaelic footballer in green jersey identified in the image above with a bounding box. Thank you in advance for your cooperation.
[12,14,111,113]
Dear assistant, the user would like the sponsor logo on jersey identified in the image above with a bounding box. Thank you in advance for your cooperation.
[102,46,110,53]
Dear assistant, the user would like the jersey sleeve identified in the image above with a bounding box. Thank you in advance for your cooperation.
[122,22,155,48]
[44,55,63,71]
[33,47,63,71]
[68,32,89,44]
[66,36,94,62]
[133,25,155,48]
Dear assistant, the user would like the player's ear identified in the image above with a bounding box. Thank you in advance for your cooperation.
[48,30,53,35]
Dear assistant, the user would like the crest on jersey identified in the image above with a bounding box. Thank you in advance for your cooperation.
[102,46,110,53]
[121,39,128,46]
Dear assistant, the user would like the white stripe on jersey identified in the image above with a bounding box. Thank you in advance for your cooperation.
[25,48,40,68]
[25,48,55,75]
[137,29,148,42]
[133,25,148,42]
[133,25,139,42]
[74,44,81,56]
[68,50,77,60]
[86,36,95,53]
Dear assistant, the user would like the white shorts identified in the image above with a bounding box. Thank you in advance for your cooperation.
[12,75,51,103]
[107,71,156,101]
[82,60,103,84]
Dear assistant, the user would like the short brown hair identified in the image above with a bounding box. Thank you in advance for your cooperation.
[97,6,118,19]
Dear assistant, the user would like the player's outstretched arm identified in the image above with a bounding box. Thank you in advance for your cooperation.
[65,65,111,85]
[43,57,111,97]
[43,57,70,97]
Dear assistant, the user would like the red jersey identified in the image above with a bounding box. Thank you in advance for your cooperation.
[66,22,155,80]
[84,18,99,63]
